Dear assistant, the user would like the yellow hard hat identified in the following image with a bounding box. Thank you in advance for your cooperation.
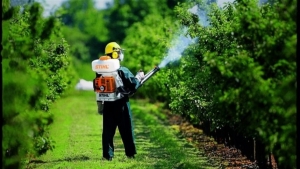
[105,42,124,61]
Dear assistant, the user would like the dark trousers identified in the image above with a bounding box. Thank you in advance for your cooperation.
[102,98,136,158]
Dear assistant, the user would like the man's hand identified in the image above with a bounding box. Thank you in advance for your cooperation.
[135,70,145,82]
[97,101,103,115]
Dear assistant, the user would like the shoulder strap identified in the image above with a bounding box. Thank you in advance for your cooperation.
[117,69,136,95]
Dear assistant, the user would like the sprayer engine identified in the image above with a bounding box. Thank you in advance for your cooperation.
[94,76,116,93]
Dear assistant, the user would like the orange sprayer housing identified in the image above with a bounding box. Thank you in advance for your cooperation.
[94,76,116,93]
[99,56,111,60]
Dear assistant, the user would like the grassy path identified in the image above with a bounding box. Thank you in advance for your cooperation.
[27,90,217,169]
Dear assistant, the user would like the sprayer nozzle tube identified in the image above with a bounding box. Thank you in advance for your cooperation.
[139,65,160,86]
[155,66,160,70]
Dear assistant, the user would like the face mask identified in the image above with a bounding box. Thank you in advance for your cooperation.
[119,51,124,61]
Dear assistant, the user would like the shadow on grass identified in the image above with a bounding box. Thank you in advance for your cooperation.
[133,117,215,169]
[29,155,95,164]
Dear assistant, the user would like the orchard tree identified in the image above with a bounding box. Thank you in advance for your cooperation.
[2,1,77,168]
[169,0,296,167]
[59,0,109,62]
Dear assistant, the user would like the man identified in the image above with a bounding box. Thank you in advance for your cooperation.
[97,42,144,161]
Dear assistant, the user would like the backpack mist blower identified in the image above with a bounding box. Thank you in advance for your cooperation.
[92,55,160,101]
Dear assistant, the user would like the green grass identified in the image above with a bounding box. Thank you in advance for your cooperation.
[73,60,95,81]
[27,90,217,169]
